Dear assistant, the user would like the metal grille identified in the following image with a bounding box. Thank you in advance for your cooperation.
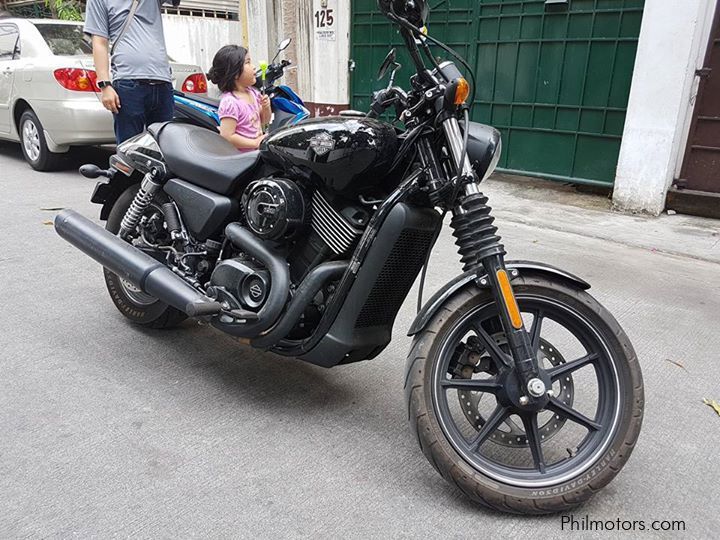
[311,191,362,256]
[355,228,436,328]
[350,0,644,186]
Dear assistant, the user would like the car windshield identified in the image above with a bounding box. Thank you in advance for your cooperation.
[34,24,92,56]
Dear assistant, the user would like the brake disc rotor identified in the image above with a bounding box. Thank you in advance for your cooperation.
[457,336,575,448]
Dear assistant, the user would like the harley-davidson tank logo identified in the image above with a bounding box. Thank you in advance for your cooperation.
[309,132,335,156]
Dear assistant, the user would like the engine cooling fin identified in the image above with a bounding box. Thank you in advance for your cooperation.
[311,191,363,255]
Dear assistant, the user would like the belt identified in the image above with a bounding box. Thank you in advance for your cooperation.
[134,79,169,85]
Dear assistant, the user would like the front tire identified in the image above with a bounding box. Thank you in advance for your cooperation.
[103,185,187,329]
[19,110,63,172]
[405,273,644,514]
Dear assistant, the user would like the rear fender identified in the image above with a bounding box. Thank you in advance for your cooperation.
[90,173,141,221]
[408,260,591,336]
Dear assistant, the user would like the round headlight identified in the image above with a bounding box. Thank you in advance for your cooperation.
[483,138,502,181]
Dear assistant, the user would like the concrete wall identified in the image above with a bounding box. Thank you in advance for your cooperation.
[245,0,282,66]
[305,0,351,113]
[245,0,351,115]
[162,14,243,97]
[613,0,718,215]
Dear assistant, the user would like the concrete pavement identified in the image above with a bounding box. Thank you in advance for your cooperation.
[0,142,718,538]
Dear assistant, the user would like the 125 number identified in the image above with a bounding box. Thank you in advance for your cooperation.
[315,9,334,28]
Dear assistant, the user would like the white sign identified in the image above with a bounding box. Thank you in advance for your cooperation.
[314,4,336,41]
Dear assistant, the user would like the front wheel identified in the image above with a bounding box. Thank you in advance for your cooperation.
[405,273,644,514]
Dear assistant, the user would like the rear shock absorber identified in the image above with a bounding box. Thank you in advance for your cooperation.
[450,191,506,272]
[119,170,163,240]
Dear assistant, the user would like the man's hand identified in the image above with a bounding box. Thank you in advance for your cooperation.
[101,86,121,114]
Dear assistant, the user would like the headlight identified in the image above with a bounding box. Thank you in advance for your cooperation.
[483,138,502,181]
[466,123,502,182]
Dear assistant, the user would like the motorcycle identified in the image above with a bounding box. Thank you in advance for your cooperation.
[54,0,643,514]
[172,38,310,133]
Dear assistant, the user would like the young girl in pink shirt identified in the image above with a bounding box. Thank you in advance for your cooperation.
[208,45,272,151]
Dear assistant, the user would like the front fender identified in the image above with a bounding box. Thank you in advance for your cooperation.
[407,260,591,336]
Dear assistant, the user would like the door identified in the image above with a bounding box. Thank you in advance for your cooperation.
[678,2,720,193]
[350,0,645,187]
[0,23,20,134]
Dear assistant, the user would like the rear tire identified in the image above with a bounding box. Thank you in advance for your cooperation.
[405,274,644,514]
[18,110,64,172]
[103,185,187,329]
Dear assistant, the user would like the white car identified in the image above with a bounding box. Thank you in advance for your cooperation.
[0,18,208,170]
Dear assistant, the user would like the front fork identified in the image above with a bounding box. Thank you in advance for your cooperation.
[442,117,545,404]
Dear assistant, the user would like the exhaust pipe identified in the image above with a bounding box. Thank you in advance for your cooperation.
[212,223,291,337]
[251,260,347,349]
[54,210,222,317]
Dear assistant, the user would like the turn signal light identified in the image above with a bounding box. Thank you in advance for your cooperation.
[454,77,470,105]
[54,68,99,92]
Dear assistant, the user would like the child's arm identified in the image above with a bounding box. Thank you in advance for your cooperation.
[259,94,272,125]
[219,118,265,150]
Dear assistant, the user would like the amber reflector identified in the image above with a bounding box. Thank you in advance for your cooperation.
[496,269,523,329]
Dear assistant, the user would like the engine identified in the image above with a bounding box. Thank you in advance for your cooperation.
[310,191,368,256]
[241,178,306,241]
[211,177,372,317]
[240,176,369,263]
[209,258,270,312]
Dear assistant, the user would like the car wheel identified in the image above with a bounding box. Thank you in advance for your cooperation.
[19,110,63,172]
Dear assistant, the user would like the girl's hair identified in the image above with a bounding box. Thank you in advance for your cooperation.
[208,44,249,93]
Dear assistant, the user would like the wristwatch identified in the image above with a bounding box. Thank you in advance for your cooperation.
[97,80,113,89]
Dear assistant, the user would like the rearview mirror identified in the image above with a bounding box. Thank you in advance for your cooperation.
[278,38,292,52]
[377,48,397,81]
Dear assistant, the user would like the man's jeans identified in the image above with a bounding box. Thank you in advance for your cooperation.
[113,80,174,144]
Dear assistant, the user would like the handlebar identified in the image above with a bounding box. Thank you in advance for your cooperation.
[255,60,293,92]
[366,86,409,120]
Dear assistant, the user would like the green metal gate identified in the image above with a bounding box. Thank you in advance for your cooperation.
[350,0,644,186]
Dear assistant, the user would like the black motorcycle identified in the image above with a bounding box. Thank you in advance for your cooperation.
[55,0,643,514]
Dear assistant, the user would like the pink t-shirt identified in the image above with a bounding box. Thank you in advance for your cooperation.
[217,87,263,150]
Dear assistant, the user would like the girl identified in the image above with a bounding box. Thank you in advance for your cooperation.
[208,45,271,151]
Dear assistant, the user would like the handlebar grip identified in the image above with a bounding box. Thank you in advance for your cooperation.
[367,89,389,119]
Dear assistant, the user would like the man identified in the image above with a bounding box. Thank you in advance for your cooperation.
[84,0,178,143]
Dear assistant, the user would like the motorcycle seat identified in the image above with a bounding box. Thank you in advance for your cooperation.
[148,122,260,196]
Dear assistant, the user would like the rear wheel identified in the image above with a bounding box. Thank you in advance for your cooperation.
[405,274,644,514]
[103,185,187,329]
[19,110,63,172]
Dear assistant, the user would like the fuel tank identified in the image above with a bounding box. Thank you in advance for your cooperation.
[260,117,399,195]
